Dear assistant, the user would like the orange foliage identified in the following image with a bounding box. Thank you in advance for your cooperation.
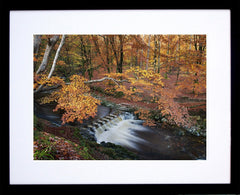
[134,109,156,126]
[157,90,191,127]
[35,74,65,87]
[102,67,192,127]
[39,75,101,124]
[34,35,206,128]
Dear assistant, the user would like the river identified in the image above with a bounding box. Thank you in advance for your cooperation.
[34,101,206,160]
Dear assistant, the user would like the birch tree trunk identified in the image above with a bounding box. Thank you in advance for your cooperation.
[34,35,42,54]
[36,35,60,74]
[47,35,66,78]
[34,35,65,93]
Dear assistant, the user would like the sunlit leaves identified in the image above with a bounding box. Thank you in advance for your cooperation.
[35,74,65,88]
[39,75,101,124]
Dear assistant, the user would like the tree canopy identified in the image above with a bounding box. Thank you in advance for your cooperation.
[34,34,206,128]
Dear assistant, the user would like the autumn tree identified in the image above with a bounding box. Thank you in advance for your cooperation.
[34,34,206,128]
[39,75,101,124]
[103,68,191,127]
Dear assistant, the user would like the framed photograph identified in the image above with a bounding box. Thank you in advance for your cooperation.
[10,10,231,185]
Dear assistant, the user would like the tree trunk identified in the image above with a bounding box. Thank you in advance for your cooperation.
[189,35,192,50]
[139,35,145,69]
[92,35,107,69]
[153,35,157,72]
[146,35,151,70]
[175,35,181,85]
[103,36,111,73]
[135,48,138,67]
[130,45,133,68]
[34,35,42,54]
[140,49,143,68]
[157,36,161,73]
[117,35,123,73]
[36,35,59,74]
[110,36,119,72]
[167,35,171,74]
[48,35,66,79]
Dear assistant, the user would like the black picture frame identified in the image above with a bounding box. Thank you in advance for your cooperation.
[4,3,240,194]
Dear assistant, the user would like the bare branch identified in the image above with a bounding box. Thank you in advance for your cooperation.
[84,77,129,86]
[35,75,129,94]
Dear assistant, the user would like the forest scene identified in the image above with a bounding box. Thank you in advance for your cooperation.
[34,34,206,160]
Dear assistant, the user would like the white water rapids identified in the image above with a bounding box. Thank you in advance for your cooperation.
[94,112,150,149]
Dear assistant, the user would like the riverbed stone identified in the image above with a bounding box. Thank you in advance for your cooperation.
[184,125,206,137]
[79,128,96,141]
[161,118,168,123]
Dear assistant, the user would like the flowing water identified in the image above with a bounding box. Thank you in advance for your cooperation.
[93,112,206,160]
[34,100,206,160]
[94,112,149,149]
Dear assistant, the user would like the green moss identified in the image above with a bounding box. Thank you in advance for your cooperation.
[113,91,125,98]
[79,146,95,160]
[34,114,44,131]
[99,142,139,160]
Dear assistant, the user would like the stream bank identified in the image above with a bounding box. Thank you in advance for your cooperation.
[34,96,206,160]
[34,115,140,160]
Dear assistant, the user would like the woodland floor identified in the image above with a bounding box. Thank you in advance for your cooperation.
[90,69,206,114]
